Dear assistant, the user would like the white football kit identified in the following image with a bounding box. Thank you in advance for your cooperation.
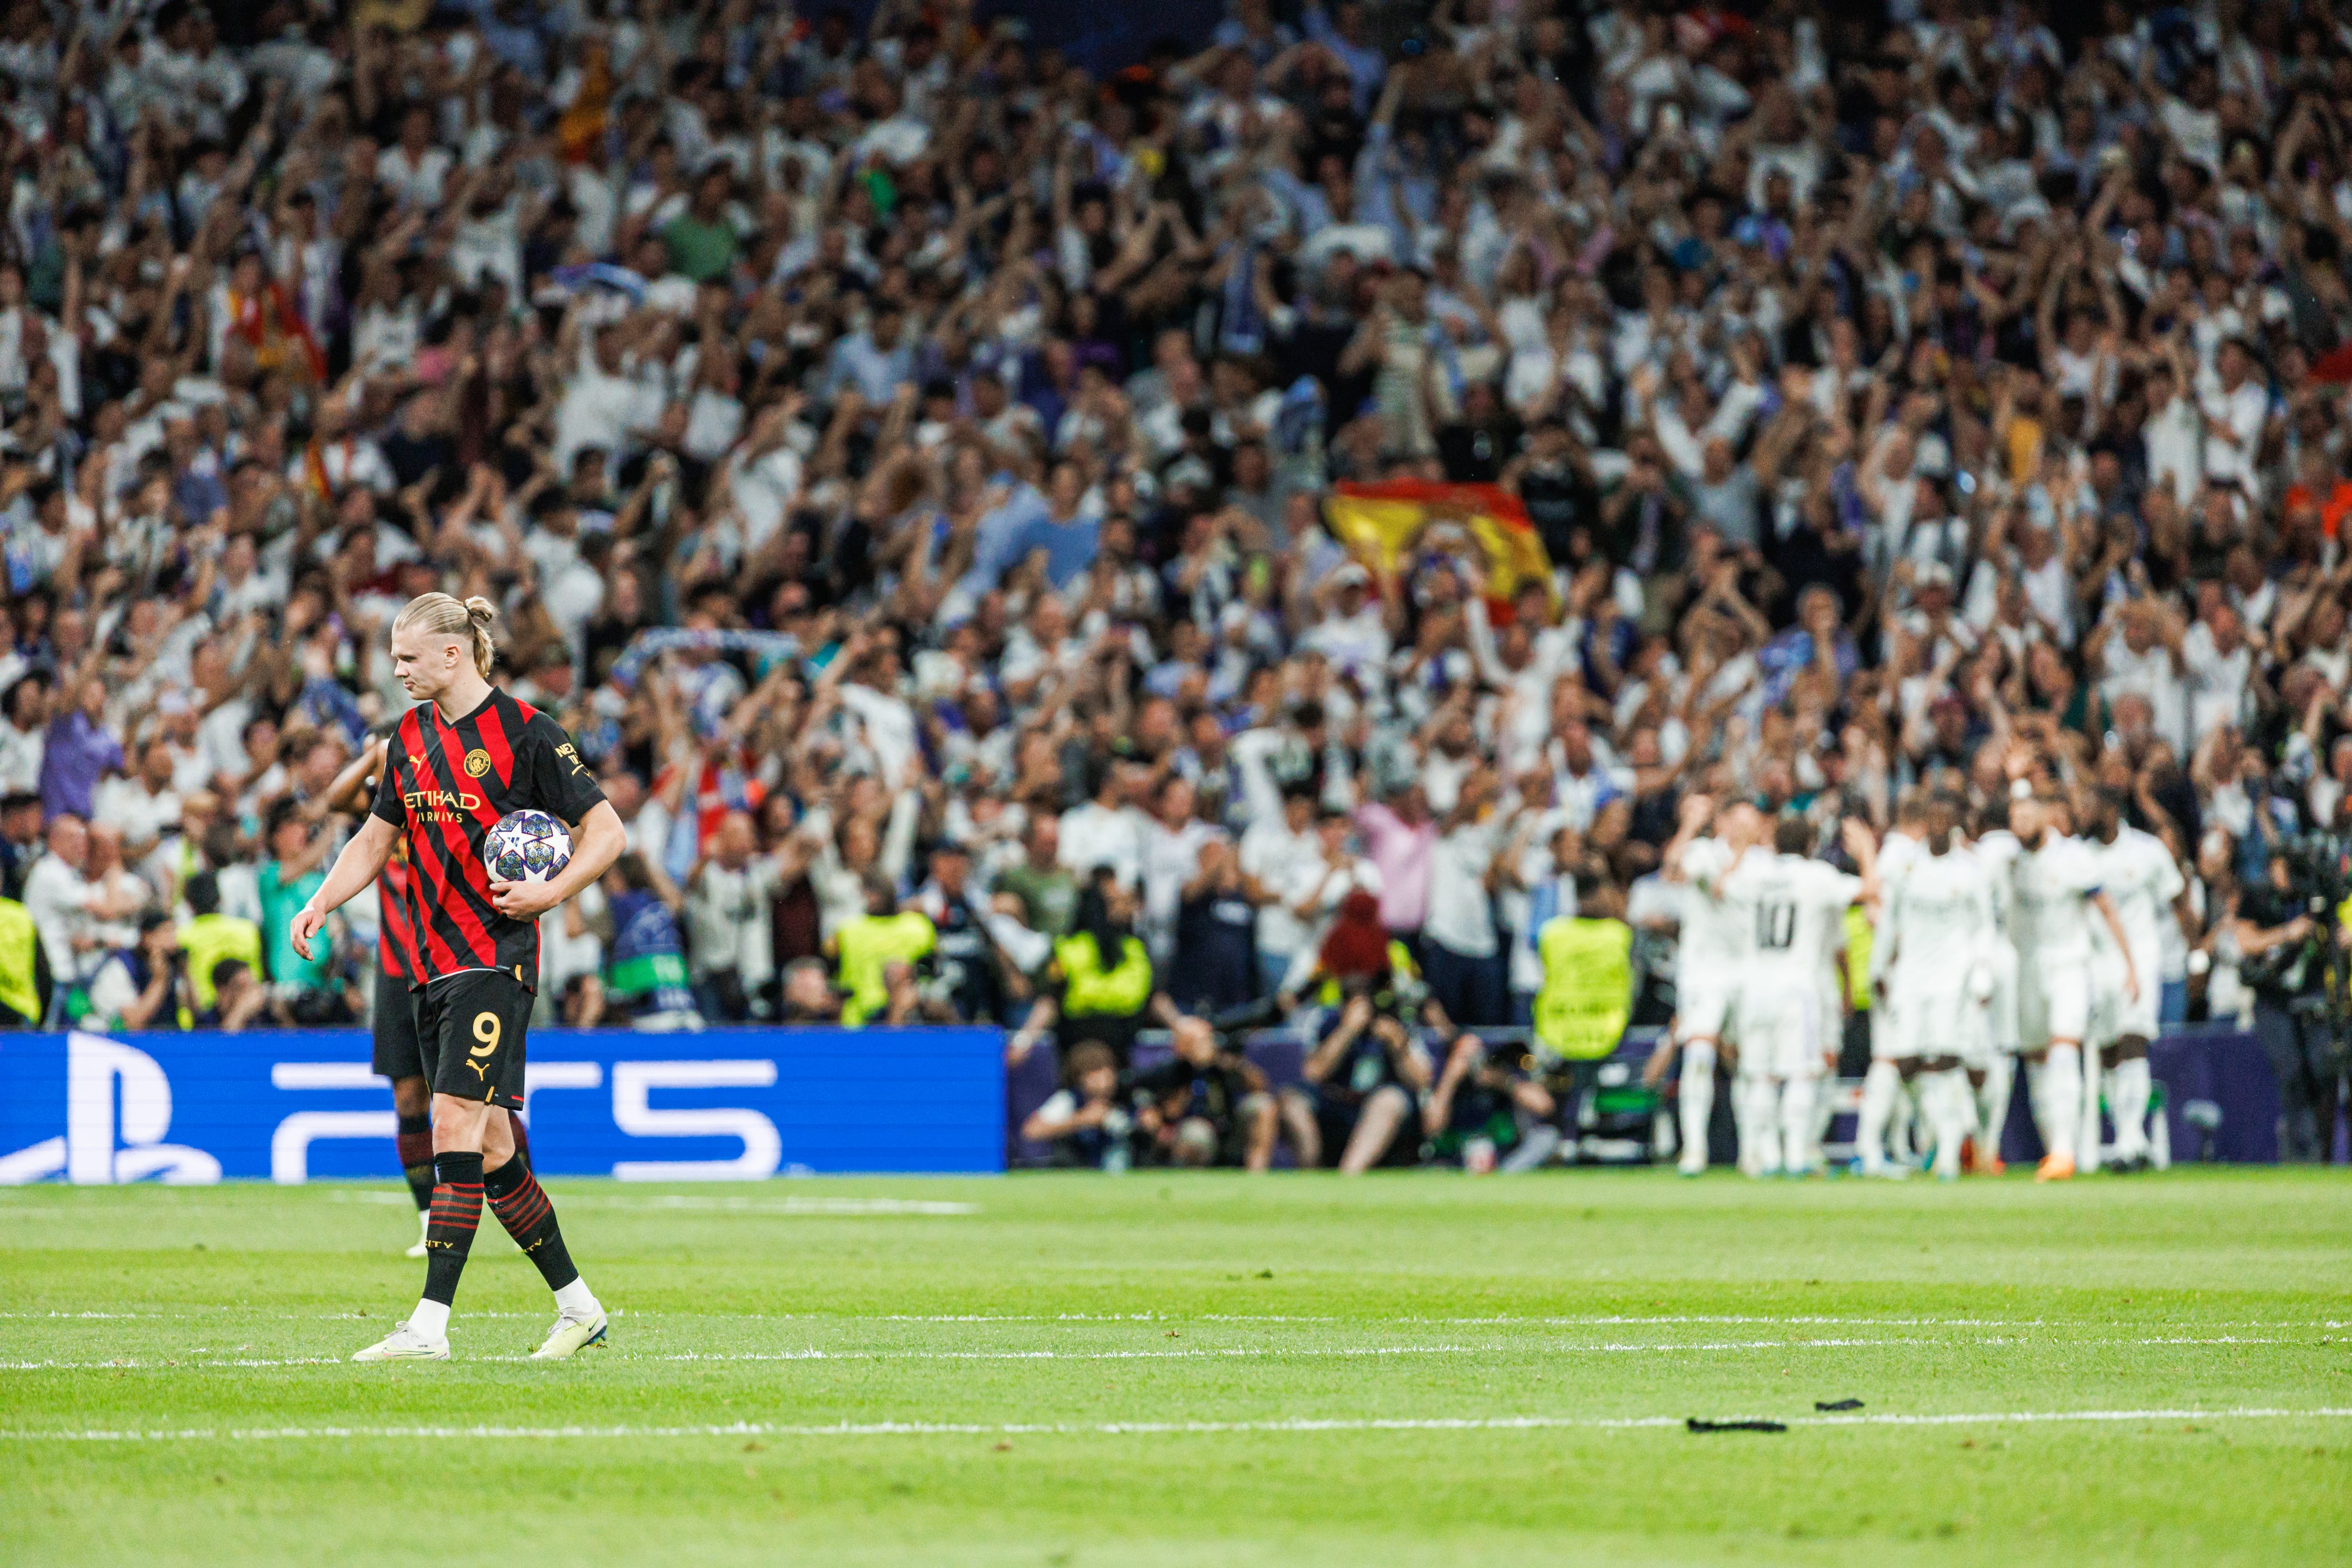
[1721,852,1863,1079]
[1969,829,2024,1058]
[2087,826,2184,1045]
[1674,836,1744,1043]
[2012,833,2104,1047]
[1872,847,1997,1061]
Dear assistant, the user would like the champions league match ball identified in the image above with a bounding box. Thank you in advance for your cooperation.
[484,810,573,885]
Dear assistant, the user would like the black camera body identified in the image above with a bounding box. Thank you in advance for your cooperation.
[2241,833,2350,1012]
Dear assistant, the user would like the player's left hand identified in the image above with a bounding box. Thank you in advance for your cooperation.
[490,879,562,920]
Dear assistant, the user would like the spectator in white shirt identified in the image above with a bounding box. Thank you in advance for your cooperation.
[23,816,131,995]
[1059,761,1148,891]
[1238,783,1325,995]
[1419,765,1516,1027]
[683,810,779,1021]
[2182,599,2253,747]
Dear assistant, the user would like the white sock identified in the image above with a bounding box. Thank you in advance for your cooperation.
[1780,1076,1817,1173]
[1750,1081,1778,1175]
[2034,1045,2082,1162]
[2111,1057,2151,1158]
[1857,1061,1901,1170]
[1678,1043,1716,1168]
[409,1299,451,1340]
[1977,1056,2014,1159]
[1889,1075,1917,1163]
[554,1278,599,1318]
[1926,1071,1971,1178]
[2078,1059,2107,1172]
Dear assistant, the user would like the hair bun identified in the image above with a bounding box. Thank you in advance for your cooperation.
[463,596,497,626]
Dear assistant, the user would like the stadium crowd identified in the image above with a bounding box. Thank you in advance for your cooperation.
[0,0,2348,1169]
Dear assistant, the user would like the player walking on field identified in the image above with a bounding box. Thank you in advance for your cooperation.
[293,593,627,1361]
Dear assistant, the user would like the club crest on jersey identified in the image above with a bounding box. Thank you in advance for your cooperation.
[464,748,493,778]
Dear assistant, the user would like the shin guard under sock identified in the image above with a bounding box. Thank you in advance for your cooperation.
[421,1152,484,1307]
[1857,1060,1901,1170]
[2034,1045,2083,1162]
[1780,1076,1818,1173]
[484,1156,580,1292]
[1678,1043,1716,1167]
[396,1114,434,1211]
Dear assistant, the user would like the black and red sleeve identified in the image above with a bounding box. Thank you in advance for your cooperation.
[520,713,608,826]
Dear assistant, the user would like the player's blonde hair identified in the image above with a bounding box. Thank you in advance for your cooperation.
[394,592,498,677]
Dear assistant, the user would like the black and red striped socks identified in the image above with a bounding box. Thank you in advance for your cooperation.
[396,1115,434,1212]
[421,1151,485,1310]
[484,1156,580,1292]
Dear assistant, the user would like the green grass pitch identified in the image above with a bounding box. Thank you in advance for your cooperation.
[3,1169,2349,1566]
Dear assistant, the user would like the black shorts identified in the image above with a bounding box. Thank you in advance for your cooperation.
[370,967,425,1081]
[414,969,532,1110]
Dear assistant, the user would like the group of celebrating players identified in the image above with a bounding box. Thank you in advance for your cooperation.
[1653,785,2182,1184]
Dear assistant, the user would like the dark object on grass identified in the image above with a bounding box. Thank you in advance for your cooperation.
[1815,1399,1865,1412]
[1687,1418,1788,1433]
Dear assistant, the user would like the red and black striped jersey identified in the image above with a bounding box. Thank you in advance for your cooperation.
[376,842,422,981]
[369,689,606,988]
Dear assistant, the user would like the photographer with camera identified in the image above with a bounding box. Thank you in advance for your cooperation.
[82,911,195,1032]
[2233,844,2347,1163]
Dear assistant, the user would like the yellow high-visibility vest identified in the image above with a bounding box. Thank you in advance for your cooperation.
[1055,932,1152,1018]
[836,912,937,1027]
[1842,904,1874,1013]
[0,898,38,1023]
[1533,916,1633,1061]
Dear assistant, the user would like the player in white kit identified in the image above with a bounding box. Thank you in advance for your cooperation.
[2082,789,2185,1172]
[1867,794,1996,1179]
[1651,796,1766,1175]
[1719,817,1872,1176]
[1965,801,2026,1174]
[2010,795,2138,1182]
[1855,798,1928,1170]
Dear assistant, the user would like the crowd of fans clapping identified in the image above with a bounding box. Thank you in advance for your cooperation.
[0,0,2349,1156]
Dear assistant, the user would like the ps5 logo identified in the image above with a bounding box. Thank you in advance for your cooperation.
[0,1032,222,1185]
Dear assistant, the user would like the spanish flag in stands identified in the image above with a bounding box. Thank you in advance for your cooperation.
[1320,480,1555,621]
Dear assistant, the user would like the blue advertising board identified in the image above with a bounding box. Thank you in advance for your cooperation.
[0,1027,1005,1183]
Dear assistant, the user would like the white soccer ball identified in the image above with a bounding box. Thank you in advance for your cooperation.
[484,809,572,886]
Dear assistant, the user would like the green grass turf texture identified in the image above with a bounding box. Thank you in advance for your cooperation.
[2,1168,2348,1567]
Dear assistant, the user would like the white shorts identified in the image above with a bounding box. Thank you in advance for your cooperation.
[1882,979,1975,1062]
[1675,978,1734,1045]
[2018,958,2090,1049]
[1735,987,1827,1080]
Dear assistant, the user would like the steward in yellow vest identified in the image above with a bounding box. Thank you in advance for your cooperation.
[1005,873,1175,1068]
[0,894,47,1026]
[1531,873,1635,1063]
[830,877,939,1027]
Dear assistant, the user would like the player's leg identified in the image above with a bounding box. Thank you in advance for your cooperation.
[2108,1035,2153,1167]
[1915,1053,1974,1181]
[2026,966,2086,1181]
[371,969,434,1256]
[2078,971,2122,1174]
[1674,983,1726,1175]
[1731,1002,1782,1177]
[2107,960,2161,1169]
[1855,990,1913,1178]
[356,979,467,1361]
[450,974,605,1357]
[1278,1087,1323,1170]
[1239,1091,1278,1173]
[1337,1085,1411,1175]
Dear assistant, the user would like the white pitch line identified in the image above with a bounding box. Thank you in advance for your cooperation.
[5,1408,2349,1444]
[0,1335,2298,1373]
